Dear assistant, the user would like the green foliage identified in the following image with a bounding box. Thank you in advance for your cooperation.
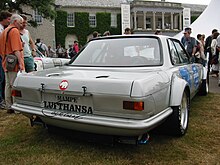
[74,12,90,46]
[0,93,220,164]
[55,11,121,47]
[0,0,56,26]
[96,12,111,34]
[191,15,199,23]
[55,10,67,47]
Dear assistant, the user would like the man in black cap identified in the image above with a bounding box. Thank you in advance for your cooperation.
[181,27,197,63]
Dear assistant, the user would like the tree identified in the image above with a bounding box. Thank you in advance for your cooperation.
[0,0,56,26]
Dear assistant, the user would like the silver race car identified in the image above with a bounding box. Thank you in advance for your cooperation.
[34,49,69,71]
[12,35,208,141]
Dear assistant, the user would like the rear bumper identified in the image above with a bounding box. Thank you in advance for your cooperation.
[12,103,173,136]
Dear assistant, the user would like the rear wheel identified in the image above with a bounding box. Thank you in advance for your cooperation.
[155,90,189,136]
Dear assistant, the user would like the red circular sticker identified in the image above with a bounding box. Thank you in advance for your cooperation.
[59,80,69,90]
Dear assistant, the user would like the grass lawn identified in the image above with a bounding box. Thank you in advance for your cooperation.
[0,93,219,165]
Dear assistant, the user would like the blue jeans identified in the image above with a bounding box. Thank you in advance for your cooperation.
[0,57,5,102]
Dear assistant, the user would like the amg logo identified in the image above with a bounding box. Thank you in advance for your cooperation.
[44,101,93,114]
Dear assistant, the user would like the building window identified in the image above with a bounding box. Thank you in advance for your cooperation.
[33,10,43,24]
[67,13,75,27]
[157,18,162,29]
[89,14,96,27]
[111,14,117,27]
[146,18,152,29]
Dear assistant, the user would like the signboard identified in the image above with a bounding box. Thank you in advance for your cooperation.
[183,8,191,29]
[121,3,131,34]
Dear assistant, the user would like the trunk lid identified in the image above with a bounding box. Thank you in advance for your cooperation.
[15,66,167,96]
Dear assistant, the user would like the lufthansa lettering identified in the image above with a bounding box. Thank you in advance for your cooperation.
[44,101,93,114]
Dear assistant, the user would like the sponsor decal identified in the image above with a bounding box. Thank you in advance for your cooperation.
[179,67,191,87]
[44,101,93,114]
[59,80,68,90]
[192,65,199,89]
[50,111,83,119]
[56,95,78,103]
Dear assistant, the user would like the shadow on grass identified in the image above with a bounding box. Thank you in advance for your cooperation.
[37,124,176,148]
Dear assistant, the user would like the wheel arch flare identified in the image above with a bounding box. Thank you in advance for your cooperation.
[169,74,190,106]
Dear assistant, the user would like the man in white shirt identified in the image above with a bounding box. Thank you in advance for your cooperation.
[0,11,12,109]
[35,38,49,57]
[20,15,36,73]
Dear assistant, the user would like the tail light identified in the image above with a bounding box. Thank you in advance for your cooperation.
[123,101,144,111]
[12,90,22,97]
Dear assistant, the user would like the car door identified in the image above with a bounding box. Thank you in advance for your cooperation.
[168,39,202,96]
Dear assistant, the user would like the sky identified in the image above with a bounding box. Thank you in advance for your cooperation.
[166,0,211,5]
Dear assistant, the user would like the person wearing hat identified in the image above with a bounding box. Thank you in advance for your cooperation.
[181,27,192,44]
[181,27,197,63]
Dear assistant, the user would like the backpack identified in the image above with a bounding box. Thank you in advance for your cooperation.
[68,47,76,58]
[36,43,45,55]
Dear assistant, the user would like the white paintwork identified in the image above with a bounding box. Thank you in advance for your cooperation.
[12,35,206,137]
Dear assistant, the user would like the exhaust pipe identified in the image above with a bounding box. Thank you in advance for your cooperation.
[116,133,150,145]
[137,133,150,144]
[30,115,46,127]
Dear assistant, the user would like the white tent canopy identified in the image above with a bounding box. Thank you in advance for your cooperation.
[174,0,220,40]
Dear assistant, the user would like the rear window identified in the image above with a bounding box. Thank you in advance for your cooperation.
[71,37,162,67]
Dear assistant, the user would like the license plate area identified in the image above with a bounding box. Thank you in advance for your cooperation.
[42,94,93,114]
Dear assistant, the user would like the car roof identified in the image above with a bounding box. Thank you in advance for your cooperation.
[90,34,175,42]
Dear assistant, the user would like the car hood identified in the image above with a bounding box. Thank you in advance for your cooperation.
[14,66,170,97]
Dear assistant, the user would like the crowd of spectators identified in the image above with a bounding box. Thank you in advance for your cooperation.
[181,27,220,78]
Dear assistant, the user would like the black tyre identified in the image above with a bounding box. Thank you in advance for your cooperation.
[198,79,208,96]
[155,90,190,136]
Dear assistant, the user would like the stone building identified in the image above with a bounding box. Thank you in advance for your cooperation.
[130,1,183,36]
[22,5,56,49]
[24,0,206,48]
